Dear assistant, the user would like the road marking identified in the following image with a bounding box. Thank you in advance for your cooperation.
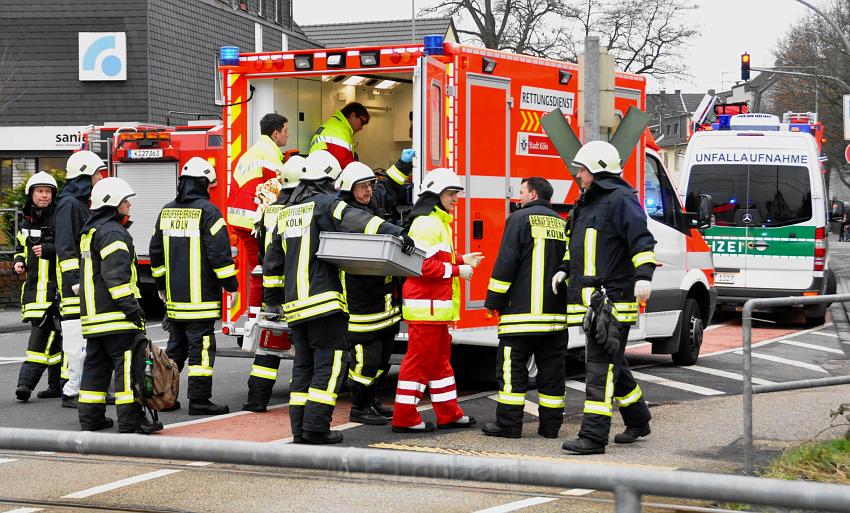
[811,331,838,338]
[733,351,829,374]
[565,380,586,392]
[0,357,25,361]
[779,339,845,354]
[705,319,738,331]
[0,458,17,465]
[186,461,213,467]
[684,364,776,385]
[4,508,43,513]
[630,371,725,396]
[62,469,182,499]
[161,401,290,429]
[704,322,834,358]
[471,497,557,512]
[560,488,595,496]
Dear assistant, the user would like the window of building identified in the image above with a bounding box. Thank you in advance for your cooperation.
[274,0,279,23]
[213,54,224,106]
[673,122,679,136]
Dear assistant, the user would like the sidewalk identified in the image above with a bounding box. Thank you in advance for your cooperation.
[0,307,28,334]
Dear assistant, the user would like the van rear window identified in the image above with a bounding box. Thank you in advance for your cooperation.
[685,164,812,227]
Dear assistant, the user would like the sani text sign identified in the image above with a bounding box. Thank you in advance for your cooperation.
[520,86,575,115]
[79,32,127,81]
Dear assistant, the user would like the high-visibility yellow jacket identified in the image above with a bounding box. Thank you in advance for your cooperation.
[150,178,239,321]
[227,135,283,232]
[402,206,462,324]
[14,205,58,322]
[309,110,355,169]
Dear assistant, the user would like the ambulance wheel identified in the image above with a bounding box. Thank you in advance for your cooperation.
[672,298,703,366]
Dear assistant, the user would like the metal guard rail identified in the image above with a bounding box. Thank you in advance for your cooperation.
[2,428,850,512]
[742,293,850,473]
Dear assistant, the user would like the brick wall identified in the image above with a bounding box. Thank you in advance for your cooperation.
[0,262,24,307]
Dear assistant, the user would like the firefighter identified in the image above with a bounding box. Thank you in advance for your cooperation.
[56,150,106,408]
[14,172,62,402]
[78,177,161,434]
[242,154,306,412]
[392,168,482,433]
[150,157,238,415]
[263,150,413,444]
[336,154,414,426]
[308,102,368,169]
[481,177,568,439]
[227,113,288,322]
[555,141,655,455]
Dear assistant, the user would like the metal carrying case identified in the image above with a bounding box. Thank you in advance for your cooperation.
[316,232,425,276]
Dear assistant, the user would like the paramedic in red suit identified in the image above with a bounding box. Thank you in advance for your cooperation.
[391,168,484,433]
[226,113,288,318]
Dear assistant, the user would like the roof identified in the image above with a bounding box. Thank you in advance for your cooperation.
[647,91,706,116]
[300,17,456,49]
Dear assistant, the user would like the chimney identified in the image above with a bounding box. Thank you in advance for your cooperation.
[660,89,666,95]
[708,88,715,95]
[674,89,681,95]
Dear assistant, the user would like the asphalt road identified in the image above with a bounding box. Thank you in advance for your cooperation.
[0,238,848,512]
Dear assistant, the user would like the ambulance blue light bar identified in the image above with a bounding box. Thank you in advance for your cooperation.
[220,46,240,66]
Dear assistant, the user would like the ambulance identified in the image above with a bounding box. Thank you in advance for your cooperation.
[217,36,716,365]
[679,112,837,324]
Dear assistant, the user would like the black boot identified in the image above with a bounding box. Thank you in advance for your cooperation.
[37,387,62,399]
[81,417,115,431]
[62,394,78,409]
[437,415,476,429]
[561,437,605,455]
[188,399,230,416]
[242,402,267,412]
[161,400,181,412]
[614,424,651,444]
[537,425,560,439]
[350,406,388,426]
[481,422,521,439]
[370,398,393,418]
[299,430,343,445]
[15,385,32,402]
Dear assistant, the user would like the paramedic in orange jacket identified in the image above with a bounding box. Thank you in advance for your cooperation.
[391,168,484,433]
[226,113,288,316]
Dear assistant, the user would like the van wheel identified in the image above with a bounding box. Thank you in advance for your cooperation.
[803,307,826,327]
[672,298,703,366]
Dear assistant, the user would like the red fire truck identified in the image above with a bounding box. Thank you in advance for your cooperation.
[216,37,717,365]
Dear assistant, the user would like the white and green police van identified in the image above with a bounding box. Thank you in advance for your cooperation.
[678,113,837,324]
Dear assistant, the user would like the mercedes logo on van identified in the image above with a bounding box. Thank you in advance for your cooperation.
[742,213,753,224]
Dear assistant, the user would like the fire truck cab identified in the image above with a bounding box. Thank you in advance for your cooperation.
[218,37,717,365]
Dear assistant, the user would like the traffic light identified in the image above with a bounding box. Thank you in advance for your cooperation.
[741,52,751,81]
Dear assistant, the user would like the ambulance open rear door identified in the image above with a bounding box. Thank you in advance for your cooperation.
[413,55,449,190]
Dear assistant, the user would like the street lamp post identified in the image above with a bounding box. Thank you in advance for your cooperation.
[792,0,850,58]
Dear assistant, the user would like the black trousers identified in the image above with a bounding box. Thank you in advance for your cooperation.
[347,324,397,409]
[289,313,348,436]
[578,324,651,445]
[166,320,216,401]
[78,333,142,431]
[495,332,568,433]
[246,353,282,406]
[17,323,62,391]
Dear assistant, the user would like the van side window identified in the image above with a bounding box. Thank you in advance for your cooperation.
[429,80,443,166]
[645,156,682,231]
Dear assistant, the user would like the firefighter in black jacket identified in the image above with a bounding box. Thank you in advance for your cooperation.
[78,178,160,434]
[481,177,568,438]
[14,172,62,402]
[336,156,412,426]
[56,150,106,408]
[263,150,414,444]
[242,154,305,412]
[150,157,238,416]
[555,141,655,455]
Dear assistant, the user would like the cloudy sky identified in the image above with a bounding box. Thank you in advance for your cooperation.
[292,0,815,93]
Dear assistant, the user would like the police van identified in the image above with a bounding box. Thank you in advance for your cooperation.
[679,112,837,324]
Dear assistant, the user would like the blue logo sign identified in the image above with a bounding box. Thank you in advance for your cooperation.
[79,32,127,81]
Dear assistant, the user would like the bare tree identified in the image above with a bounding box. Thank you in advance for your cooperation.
[767,0,850,186]
[421,0,698,78]
[0,41,21,115]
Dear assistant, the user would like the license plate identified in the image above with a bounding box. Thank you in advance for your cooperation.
[715,273,736,284]
[128,149,163,159]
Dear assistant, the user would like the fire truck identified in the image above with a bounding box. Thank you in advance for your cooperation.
[80,121,227,286]
[216,37,716,365]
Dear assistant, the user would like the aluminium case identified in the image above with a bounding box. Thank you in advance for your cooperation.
[316,232,425,277]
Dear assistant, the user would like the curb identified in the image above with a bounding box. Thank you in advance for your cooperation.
[0,323,29,334]
[829,278,850,350]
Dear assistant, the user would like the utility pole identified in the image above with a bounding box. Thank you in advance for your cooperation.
[411,0,416,44]
[584,36,600,142]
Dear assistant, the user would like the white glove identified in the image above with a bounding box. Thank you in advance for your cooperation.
[462,252,484,268]
[551,271,567,295]
[458,265,474,280]
[229,291,240,308]
[158,290,167,303]
[634,280,652,303]
[70,283,80,295]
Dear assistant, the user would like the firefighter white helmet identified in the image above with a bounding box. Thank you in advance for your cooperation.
[90,177,136,210]
[336,162,376,192]
[180,157,217,184]
[25,172,58,195]
[302,150,342,182]
[421,168,464,196]
[66,150,107,180]
[281,155,306,189]
[571,140,623,175]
